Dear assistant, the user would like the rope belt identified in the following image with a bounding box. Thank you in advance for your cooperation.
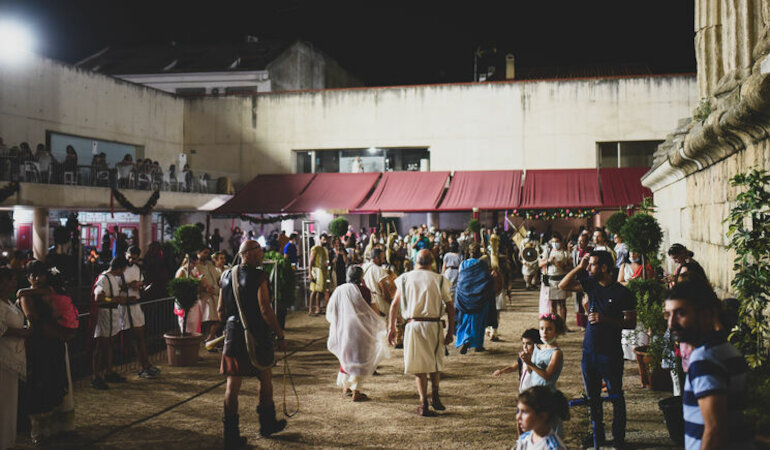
[406,317,441,323]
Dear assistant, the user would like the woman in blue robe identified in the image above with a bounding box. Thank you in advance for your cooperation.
[454,243,495,353]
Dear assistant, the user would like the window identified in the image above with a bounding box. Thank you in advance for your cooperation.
[175,87,206,96]
[225,86,258,95]
[597,141,662,168]
[294,148,430,173]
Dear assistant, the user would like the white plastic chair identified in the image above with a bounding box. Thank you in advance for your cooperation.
[22,161,39,182]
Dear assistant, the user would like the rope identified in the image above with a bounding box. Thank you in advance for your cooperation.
[281,348,300,417]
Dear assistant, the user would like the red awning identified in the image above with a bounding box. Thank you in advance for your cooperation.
[438,170,522,210]
[520,169,602,208]
[600,167,653,207]
[355,171,449,212]
[213,173,315,214]
[283,172,382,213]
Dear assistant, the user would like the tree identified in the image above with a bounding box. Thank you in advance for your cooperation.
[620,212,663,279]
[168,224,203,335]
[329,217,349,237]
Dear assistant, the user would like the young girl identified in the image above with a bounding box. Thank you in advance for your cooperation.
[515,386,570,450]
[493,328,542,393]
[521,314,565,389]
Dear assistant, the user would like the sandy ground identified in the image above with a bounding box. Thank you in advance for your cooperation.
[16,282,681,449]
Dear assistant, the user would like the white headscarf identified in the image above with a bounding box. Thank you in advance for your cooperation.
[326,283,389,376]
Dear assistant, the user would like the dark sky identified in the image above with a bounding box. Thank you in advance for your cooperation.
[0,0,696,86]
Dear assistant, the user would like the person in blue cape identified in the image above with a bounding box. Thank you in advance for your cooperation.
[454,243,496,353]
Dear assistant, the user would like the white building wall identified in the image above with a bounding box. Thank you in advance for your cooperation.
[0,58,185,167]
[223,75,697,178]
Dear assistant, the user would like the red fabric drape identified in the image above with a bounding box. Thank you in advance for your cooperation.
[438,170,522,210]
[283,172,381,213]
[520,169,602,208]
[600,167,653,208]
[355,171,448,212]
[213,173,315,214]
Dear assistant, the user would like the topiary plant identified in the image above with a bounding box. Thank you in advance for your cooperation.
[172,224,204,257]
[329,217,349,237]
[263,250,296,328]
[627,277,670,373]
[620,212,663,279]
[468,219,481,234]
[605,211,628,236]
[167,276,201,336]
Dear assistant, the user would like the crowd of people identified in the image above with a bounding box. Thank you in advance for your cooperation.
[309,223,751,450]
[0,136,207,192]
[0,215,754,449]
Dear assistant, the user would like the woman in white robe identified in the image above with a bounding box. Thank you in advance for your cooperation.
[326,266,388,402]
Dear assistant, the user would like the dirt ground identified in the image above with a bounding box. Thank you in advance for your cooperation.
[17,283,681,449]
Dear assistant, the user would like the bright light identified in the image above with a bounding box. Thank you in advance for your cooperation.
[313,209,332,220]
[0,19,35,62]
[366,147,378,154]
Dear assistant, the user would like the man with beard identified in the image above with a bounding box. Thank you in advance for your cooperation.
[663,279,750,450]
[307,234,330,316]
[559,250,635,448]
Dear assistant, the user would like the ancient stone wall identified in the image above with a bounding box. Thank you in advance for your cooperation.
[695,0,765,98]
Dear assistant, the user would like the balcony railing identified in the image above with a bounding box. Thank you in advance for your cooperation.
[0,157,218,194]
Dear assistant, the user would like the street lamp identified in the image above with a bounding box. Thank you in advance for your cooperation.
[0,19,35,63]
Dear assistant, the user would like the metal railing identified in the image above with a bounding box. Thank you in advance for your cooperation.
[0,157,218,194]
[68,296,177,380]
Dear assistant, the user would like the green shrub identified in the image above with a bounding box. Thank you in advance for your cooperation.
[172,224,203,257]
[605,211,628,236]
[263,250,296,309]
[627,277,670,372]
[329,217,349,237]
[468,219,481,234]
[167,276,201,335]
[620,212,663,266]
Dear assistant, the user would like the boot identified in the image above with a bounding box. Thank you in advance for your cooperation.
[223,414,247,449]
[257,402,287,437]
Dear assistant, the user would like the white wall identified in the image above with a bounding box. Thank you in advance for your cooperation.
[233,75,696,178]
[0,57,185,168]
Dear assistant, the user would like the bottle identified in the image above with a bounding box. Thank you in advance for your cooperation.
[589,303,596,324]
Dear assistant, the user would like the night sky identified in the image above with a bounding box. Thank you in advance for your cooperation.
[0,0,696,86]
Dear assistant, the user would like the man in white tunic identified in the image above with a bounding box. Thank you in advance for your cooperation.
[362,248,391,315]
[388,249,455,417]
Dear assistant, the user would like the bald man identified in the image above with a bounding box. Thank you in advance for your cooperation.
[218,241,287,448]
[389,249,455,417]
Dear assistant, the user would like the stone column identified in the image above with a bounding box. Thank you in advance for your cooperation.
[32,207,48,262]
[139,213,152,256]
[427,212,440,229]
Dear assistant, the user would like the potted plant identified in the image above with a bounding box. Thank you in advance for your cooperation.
[329,217,349,238]
[163,224,204,366]
[605,211,628,237]
[468,218,481,242]
[263,250,296,329]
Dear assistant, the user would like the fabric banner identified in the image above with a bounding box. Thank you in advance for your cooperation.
[283,172,381,213]
[600,167,653,207]
[520,169,602,208]
[213,173,315,215]
[355,171,449,212]
[438,170,522,210]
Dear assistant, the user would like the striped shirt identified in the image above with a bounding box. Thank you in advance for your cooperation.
[683,333,751,449]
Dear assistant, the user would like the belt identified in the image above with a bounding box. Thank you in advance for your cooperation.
[406,317,441,322]
[445,266,458,270]
[548,275,565,281]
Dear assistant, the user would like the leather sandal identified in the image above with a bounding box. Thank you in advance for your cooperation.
[352,392,370,402]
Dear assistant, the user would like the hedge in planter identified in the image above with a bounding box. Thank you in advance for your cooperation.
[605,211,628,236]
[329,217,349,238]
[167,276,201,336]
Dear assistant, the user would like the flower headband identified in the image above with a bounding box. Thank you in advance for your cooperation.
[539,313,558,321]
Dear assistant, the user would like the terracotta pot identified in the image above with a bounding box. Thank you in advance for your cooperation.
[633,345,651,388]
[634,345,674,391]
[164,332,203,366]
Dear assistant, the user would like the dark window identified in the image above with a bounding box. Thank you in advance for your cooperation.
[597,141,661,168]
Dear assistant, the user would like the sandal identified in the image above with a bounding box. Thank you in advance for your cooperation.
[417,403,437,417]
[344,388,353,397]
[352,392,370,402]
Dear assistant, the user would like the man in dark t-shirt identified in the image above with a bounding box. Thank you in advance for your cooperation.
[560,250,636,448]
